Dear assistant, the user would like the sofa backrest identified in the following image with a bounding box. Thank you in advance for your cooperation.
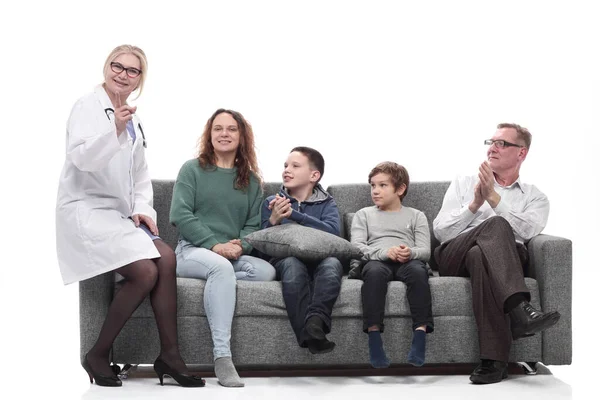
[153,179,178,248]
[152,180,450,268]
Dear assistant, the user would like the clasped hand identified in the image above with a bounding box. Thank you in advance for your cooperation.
[212,240,243,260]
[268,194,292,225]
[469,161,501,212]
[387,245,411,263]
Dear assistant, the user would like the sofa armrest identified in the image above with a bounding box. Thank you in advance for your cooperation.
[527,234,572,365]
[79,272,114,362]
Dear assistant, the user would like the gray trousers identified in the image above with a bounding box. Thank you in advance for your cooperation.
[434,216,529,361]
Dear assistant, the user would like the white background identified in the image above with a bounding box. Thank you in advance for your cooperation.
[0,0,597,395]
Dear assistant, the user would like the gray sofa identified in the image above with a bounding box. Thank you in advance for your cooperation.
[79,180,572,372]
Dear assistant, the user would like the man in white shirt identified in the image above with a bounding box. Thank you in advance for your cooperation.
[433,123,560,384]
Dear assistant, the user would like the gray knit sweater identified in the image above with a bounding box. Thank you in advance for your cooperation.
[350,205,431,262]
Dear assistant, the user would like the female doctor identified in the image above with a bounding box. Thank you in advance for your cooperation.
[56,45,204,388]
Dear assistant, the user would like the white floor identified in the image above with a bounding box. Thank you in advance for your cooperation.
[73,374,573,400]
[9,362,588,399]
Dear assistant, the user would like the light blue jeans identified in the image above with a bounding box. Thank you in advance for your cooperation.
[175,239,276,359]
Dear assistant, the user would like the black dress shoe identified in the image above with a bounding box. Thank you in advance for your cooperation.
[154,358,206,387]
[509,301,561,339]
[82,353,122,387]
[470,360,508,384]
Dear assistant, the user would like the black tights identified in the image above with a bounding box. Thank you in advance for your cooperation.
[86,240,187,376]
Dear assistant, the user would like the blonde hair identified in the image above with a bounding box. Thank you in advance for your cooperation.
[102,45,148,98]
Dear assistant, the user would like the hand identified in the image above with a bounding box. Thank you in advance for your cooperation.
[228,241,243,259]
[267,196,279,210]
[115,105,137,136]
[396,245,411,263]
[267,194,289,210]
[132,214,159,235]
[212,242,242,260]
[478,161,501,207]
[469,181,485,213]
[228,239,244,258]
[387,246,402,262]
[268,195,292,225]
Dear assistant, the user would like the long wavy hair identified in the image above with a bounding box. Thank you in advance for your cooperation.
[197,109,262,190]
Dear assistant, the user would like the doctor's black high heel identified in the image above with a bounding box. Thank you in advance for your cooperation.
[154,357,206,387]
[82,353,122,387]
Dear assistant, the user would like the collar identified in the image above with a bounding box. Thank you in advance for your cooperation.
[494,176,524,193]
[95,84,115,111]
[280,183,329,203]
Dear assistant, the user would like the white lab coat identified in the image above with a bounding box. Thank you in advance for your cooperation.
[56,85,159,285]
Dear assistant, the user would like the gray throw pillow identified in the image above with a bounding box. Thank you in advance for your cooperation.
[245,223,363,262]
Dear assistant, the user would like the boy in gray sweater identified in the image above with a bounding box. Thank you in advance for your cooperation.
[350,162,433,368]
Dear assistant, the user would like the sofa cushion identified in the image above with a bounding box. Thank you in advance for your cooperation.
[245,223,363,262]
[127,277,540,318]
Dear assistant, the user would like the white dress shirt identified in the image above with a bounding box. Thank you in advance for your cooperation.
[433,175,549,244]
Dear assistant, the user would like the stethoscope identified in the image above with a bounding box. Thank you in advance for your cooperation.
[104,107,147,148]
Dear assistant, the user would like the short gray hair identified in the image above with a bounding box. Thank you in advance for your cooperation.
[497,123,532,149]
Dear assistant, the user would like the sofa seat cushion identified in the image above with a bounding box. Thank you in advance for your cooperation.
[125,276,540,319]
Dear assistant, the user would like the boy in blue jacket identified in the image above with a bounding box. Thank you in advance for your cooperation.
[261,146,343,354]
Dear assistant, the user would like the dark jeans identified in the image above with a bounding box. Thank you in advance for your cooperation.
[274,256,343,345]
[361,259,434,333]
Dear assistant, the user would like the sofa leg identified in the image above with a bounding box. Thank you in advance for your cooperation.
[110,364,121,375]
[117,364,137,380]
[517,361,538,375]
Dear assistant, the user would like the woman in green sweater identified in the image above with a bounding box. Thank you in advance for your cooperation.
[170,109,275,387]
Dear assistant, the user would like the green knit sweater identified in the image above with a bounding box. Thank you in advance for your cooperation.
[169,159,263,254]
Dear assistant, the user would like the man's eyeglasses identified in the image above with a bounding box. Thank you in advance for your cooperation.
[484,139,523,149]
[110,62,142,78]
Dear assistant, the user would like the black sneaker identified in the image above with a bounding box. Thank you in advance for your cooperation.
[304,316,326,341]
[307,338,336,355]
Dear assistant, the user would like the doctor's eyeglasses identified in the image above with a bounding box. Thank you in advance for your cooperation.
[484,139,524,149]
[110,62,142,78]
